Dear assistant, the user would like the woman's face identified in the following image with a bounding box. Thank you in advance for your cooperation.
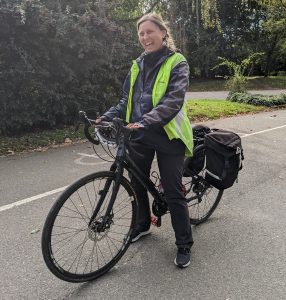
[138,20,166,53]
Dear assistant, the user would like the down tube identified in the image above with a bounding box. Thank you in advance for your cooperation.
[123,156,160,201]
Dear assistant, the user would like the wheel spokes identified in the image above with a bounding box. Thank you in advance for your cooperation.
[50,176,134,276]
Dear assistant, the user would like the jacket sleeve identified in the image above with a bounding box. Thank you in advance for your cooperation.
[140,61,189,128]
[102,72,130,121]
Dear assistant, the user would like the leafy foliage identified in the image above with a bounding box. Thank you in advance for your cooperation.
[213,53,264,93]
[163,0,286,77]
[0,0,136,135]
[255,0,286,74]
[0,0,285,136]
[228,92,286,106]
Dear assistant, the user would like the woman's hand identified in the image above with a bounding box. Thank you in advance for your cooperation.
[126,122,144,129]
[95,117,102,124]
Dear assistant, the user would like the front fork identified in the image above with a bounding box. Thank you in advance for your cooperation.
[88,162,120,229]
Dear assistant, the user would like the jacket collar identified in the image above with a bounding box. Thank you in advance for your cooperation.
[135,46,174,67]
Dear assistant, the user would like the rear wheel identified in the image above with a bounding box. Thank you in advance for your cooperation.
[183,176,223,224]
[183,144,223,225]
[41,171,137,282]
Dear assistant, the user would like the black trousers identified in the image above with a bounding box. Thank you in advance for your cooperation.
[129,142,194,248]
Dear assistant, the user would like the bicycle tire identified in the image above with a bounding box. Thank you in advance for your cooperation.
[183,144,224,225]
[41,171,137,282]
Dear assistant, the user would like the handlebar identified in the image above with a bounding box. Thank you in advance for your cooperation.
[78,111,100,144]
[78,111,139,146]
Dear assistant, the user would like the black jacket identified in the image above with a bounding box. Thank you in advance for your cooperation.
[103,47,189,154]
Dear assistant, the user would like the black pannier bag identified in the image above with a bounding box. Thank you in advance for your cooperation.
[183,145,205,176]
[192,124,211,142]
[183,125,210,177]
[204,129,244,190]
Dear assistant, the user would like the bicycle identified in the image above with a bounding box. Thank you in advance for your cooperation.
[41,111,224,282]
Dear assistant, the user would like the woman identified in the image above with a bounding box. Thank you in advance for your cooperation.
[97,13,194,268]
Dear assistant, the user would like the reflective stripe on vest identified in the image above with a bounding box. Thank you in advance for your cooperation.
[126,52,193,157]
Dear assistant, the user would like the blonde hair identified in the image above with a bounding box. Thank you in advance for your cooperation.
[137,13,177,52]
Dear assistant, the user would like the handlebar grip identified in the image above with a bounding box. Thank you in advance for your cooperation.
[84,126,100,145]
[79,111,100,145]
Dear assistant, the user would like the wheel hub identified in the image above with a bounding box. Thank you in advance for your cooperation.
[88,215,114,241]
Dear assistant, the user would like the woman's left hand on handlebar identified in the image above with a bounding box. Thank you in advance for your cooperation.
[95,117,102,124]
[126,122,144,129]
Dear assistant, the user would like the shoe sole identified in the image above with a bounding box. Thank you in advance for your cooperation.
[174,258,190,268]
[131,230,151,243]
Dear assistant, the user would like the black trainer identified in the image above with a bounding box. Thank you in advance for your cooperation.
[130,229,151,243]
[174,247,191,268]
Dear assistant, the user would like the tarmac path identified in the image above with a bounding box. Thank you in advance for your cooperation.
[0,109,286,300]
[186,89,286,99]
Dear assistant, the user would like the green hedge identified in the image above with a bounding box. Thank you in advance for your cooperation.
[0,1,137,136]
[227,92,286,107]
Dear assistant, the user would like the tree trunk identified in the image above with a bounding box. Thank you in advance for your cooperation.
[264,34,279,77]
[196,0,200,46]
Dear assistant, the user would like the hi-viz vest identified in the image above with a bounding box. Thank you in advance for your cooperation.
[126,52,193,157]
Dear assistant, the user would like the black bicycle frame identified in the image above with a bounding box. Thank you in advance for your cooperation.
[88,133,164,227]
[122,154,162,201]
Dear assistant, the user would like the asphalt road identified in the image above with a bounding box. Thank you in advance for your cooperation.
[186,89,286,99]
[0,109,286,300]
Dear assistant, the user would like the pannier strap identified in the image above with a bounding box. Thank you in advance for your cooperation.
[205,169,222,181]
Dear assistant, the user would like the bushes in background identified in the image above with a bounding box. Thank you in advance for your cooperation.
[228,92,286,106]
[0,0,137,135]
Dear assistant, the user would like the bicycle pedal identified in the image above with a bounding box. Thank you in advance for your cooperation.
[151,216,162,227]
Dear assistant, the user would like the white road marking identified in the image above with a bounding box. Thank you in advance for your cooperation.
[77,152,98,158]
[74,152,112,165]
[1,124,285,213]
[74,158,109,166]
[241,124,286,138]
[0,186,68,213]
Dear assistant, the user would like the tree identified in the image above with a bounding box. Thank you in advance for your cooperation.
[164,0,223,77]
[213,53,264,93]
[255,0,286,74]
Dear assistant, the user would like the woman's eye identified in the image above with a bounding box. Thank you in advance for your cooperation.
[138,30,153,37]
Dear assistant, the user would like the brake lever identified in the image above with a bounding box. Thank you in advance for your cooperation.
[79,110,92,126]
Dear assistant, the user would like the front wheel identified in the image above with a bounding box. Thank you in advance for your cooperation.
[41,171,137,282]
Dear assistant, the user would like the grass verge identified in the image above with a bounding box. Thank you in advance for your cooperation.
[0,126,85,156]
[187,99,266,121]
[0,99,274,156]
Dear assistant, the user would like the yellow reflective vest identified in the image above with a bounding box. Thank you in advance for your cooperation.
[126,52,193,157]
